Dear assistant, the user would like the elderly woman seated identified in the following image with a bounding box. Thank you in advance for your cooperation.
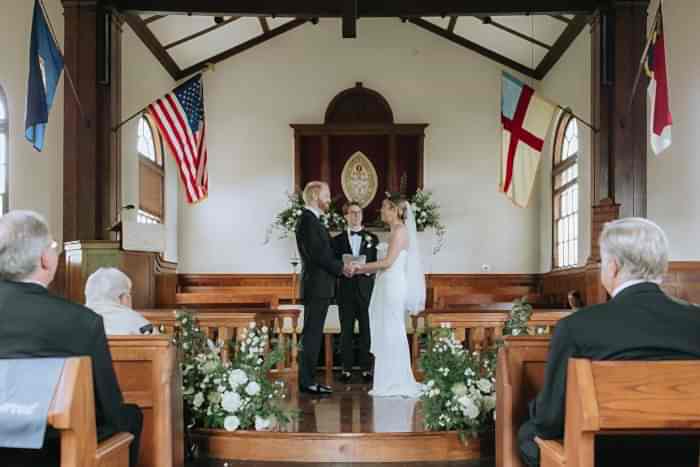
[85,267,152,335]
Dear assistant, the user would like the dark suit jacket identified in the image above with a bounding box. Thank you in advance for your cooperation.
[0,280,128,441]
[332,229,378,304]
[533,282,700,439]
[295,209,343,300]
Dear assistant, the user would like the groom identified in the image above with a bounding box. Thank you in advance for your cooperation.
[296,181,354,394]
[332,201,378,383]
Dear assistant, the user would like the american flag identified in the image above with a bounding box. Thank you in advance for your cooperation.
[146,75,208,203]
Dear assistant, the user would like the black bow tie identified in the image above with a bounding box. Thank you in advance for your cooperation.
[350,231,362,236]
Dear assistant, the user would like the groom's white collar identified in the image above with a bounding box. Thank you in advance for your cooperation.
[305,205,322,219]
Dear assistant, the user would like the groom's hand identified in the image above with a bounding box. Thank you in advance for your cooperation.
[342,263,355,278]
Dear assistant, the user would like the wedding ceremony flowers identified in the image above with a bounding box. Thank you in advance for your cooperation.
[410,189,446,253]
[175,311,292,432]
[420,327,497,437]
[266,191,346,241]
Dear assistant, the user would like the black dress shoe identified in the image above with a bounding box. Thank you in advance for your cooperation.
[300,384,333,394]
[339,371,352,383]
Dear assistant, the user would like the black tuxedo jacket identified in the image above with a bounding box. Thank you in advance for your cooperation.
[0,280,128,441]
[295,209,343,300]
[533,282,700,439]
[332,229,378,303]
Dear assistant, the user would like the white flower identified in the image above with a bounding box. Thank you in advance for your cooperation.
[512,328,521,336]
[223,415,240,432]
[245,381,261,396]
[296,209,302,215]
[203,361,218,374]
[248,322,256,329]
[458,396,480,419]
[426,380,435,388]
[255,415,275,431]
[483,395,497,411]
[229,369,248,388]
[477,378,492,393]
[221,391,242,413]
[451,383,468,396]
[262,326,269,333]
[193,392,204,408]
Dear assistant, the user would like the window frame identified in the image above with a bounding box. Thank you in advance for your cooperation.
[137,114,165,224]
[0,85,9,215]
[551,114,580,270]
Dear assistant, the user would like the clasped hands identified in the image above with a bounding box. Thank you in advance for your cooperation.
[342,262,365,278]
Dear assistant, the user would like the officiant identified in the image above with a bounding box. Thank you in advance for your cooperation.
[332,201,378,383]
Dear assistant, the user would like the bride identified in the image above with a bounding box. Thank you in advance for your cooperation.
[354,194,425,397]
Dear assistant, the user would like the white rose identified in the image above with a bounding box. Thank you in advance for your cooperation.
[477,378,492,393]
[249,322,256,329]
[255,415,275,431]
[193,392,204,408]
[223,415,240,432]
[229,369,248,388]
[451,383,468,397]
[512,328,521,336]
[245,381,261,396]
[458,396,480,419]
[221,391,242,413]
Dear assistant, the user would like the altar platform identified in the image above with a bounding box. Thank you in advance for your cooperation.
[191,373,493,464]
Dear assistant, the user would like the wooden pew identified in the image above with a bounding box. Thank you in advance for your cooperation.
[48,357,134,467]
[496,336,551,467]
[536,359,700,467]
[108,336,184,467]
[431,285,545,309]
[174,292,276,308]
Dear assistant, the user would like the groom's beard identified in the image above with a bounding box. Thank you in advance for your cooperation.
[319,200,331,212]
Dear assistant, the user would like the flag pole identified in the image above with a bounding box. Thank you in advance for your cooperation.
[537,93,598,132]
[620,5,662,129]
[111,66,213,132]
[37,0,90,128]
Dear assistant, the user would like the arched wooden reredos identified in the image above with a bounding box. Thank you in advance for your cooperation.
[292,82,428,225]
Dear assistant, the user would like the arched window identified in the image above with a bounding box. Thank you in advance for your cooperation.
[552,116,579,269]
[137,115,164,224]
[0,86,8,215]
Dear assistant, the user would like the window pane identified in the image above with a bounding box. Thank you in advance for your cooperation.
[0,134,6,163]
[0,96,5,120]
[137,117,156,162]
[0,166,6,195]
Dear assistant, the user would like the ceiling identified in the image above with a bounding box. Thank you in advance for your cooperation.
[114,0,598,81]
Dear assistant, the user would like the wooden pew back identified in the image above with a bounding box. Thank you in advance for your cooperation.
[538,359,700,467]
[47,357,133,467]
[431,285,545,309]
[108,336,184,467]
[174,292,275,308]
[496,337,551,467]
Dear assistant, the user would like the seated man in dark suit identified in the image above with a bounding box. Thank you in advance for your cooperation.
[0,211,142,467]
[518,217,700,467]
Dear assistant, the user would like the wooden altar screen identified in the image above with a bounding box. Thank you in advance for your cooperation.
[291,82,428,225]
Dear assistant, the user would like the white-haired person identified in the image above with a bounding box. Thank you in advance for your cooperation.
[85,267,152,335]
[518,217,700,467]
[0,211,142,467]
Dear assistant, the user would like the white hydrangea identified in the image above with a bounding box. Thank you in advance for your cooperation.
[223,415,240,432]
[221,391,242,413]
[477,378,492,393]
[193,392,204,408]
[255,415,275,431]
[458,395,480,419]
[245,381,261,396]
[451,383,468,396]
[229,369,248,388]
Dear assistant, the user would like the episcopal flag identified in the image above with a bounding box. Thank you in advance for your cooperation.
[500,73,555,207]
[146,75,208,203]
[646,8,672,155]
[25,0,64,152]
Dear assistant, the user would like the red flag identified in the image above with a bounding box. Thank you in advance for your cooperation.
[645,8,672,155]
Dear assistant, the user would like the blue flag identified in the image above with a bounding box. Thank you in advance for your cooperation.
[25,1,64,152]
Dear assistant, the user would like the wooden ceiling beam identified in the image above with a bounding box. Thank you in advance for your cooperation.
[122,14,182,79]
[163,16,240,50]
[447,16,458,33]
[113,0,603,17]
[178,19,308,79]
[342,0,357,38]
[534,14,589,79]
[409,18,538,80]
[258,17,270,33]
[143,14,167,24]
[550,14,573,24]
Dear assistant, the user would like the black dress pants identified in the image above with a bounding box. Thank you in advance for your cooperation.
[299,298,330,388]
[338,291,371,372]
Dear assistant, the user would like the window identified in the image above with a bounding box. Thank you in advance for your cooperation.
[138,115,164,224]
[552,116,579,269]
[0,86,8,215]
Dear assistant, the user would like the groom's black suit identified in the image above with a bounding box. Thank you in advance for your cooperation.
[332,229,378,373]
[296,208,344,388]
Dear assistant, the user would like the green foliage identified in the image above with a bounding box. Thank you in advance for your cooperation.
[266,191,346,242]
[502,297,534,337]
[410,189,447,253]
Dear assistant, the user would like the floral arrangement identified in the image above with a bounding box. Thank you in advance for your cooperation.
[265,191,346,242]
[502,297,534,337]
[175,311,292,432]
[410,189,447,254]
[420,327,497,438]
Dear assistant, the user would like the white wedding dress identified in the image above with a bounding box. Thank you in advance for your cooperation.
[368,244,423,398]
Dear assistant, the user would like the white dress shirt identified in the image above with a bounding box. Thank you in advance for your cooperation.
[348,228,363,256]
[611,279,655,298]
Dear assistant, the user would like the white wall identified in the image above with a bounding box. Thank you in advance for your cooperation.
[178,18,544,274]
[536,31,592,272]
[121,25,179,262]
[647,0,700,260]
[0,0,64,244]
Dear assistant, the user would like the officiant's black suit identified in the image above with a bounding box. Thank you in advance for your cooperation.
[332,229,378,373]
[0,280,142,467]
[296,209,344,389]
[519,282,700,467]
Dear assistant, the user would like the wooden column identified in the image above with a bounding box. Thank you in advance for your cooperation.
[387,133,398,192]
[588,2,648,259]
[320,135,331,183]
[62,0,122,242]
